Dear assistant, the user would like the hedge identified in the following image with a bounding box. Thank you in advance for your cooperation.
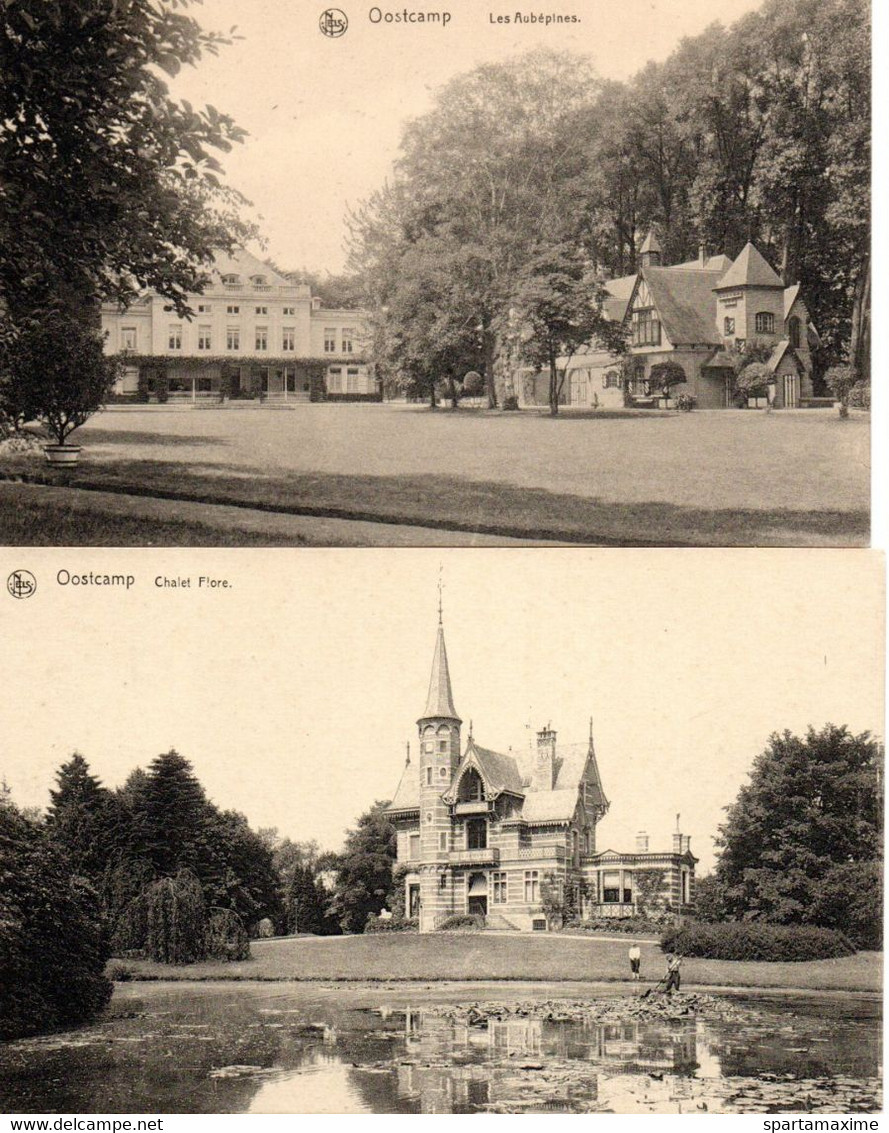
[436,914,485,931]
[365,915,418,934]
[659,921,855,961]
[562,916,665,935]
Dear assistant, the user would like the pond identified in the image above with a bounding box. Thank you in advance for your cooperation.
[0,982,880,1115]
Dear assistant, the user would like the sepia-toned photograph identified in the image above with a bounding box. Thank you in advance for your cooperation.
[0,549,882,1114]
[0,0,872,548]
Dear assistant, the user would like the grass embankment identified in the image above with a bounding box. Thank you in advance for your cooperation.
[0,406,869,546]
[112,933,882,993]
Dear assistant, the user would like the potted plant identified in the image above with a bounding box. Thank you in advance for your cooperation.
[735,361,773,409]
[0,309,121,465]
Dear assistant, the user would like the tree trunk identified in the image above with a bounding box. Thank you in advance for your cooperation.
[849,255,871,384]
[428,380,437,410]
[548,354,559,416]
[448,375,459,409]
[483,327,498,409]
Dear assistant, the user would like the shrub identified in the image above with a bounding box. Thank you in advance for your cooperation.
[648,360,686,395]
[436,913,485,931]
[824,364,857,417]
[107,961,135,982]
[206,908,250,961]
[462,370,484,396]
[365,914,419,933]
[848,382,871,410]
[0,310,121,444]
[659,921,855,961]
[502,394,520,411]
[674,394,697,412]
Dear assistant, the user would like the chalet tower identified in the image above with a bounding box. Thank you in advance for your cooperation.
[416,617,462,931]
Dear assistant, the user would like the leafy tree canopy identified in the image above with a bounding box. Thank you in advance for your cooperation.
[714,724,882,926]
[0,0,254,323]
[330,801,397,933]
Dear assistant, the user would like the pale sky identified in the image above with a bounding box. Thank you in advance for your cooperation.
[0,548,882,874]
[168,0,764,273]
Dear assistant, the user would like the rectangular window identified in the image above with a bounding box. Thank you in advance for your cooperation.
[342,327,354,353]
[439,832,448,851]
[723,316,735,336]
[283,306,295,316]
[282,327,295,351]
[121,327,137,351]
[255,305,268,316]
[324,328,336,353]
[523,870,539,903]
[466,819,487,850]
[226,326,240,351]
[492,872,507,904]
[631,309,661,347]
[346,367,359,393]
[328,366,342,392]
[602,870,620,903]
[409,834,420,861]
[168,324,182,350]
[255,327,268,351]
[197,304,212,313]
[755,311,775,334]
[425,767,432,786]
[198,325,212,351]
[226,305,240,315]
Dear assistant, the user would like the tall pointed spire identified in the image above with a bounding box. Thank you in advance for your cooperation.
[421,621,460,721]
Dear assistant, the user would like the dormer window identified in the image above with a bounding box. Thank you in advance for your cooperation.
[221,274,240,286]
[631,308,661,347]
[755,311,775,334]
[251,274,268,286]
[457,768,485,803]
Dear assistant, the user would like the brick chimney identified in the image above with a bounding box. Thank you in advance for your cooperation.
[534,726,557,791]
[699,242,709,268]
[636,831,649,853]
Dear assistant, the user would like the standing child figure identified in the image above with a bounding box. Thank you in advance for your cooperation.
[628,942,641,982]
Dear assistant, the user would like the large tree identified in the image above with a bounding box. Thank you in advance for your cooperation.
[329,802,397,933]
[45,752,126,880]
[714,724,882,928]
[0,0,253,324]
[0,788,112,1039]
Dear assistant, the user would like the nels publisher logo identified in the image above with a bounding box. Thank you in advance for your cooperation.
[319,8,348,36]
[7,569,36,600]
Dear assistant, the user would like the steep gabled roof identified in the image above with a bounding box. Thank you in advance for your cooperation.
[715,243,783,290]
[521,789,579,823]
[784,283,801,318]
[641,267,725,346]
[387,757,420,814]
[604,274,636,322]
[445,739,525,801]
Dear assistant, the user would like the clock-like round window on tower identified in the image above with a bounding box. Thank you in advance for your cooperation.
[439,766,448,778]
[425,811,433,824]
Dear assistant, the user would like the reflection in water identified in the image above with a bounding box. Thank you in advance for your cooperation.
[0,984,880,1115]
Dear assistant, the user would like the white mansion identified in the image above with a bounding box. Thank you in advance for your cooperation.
[100,248,375,402]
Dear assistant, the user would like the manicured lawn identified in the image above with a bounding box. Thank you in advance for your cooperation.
[0,404,869,545]
[114,933,881,993]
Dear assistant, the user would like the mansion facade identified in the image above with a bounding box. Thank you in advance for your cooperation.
[520,235,816,411]
[387,618,696,933]
[101,248,376,403]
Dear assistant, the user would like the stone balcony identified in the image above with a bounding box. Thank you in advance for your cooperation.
[449,847,500,866]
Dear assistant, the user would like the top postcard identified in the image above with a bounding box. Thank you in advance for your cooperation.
[0,0,871,547]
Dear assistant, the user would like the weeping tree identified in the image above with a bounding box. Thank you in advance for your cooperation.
[145,869,207,964]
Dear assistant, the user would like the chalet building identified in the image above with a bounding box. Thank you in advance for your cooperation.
[521,235,816,410]
[101,248,376,403]
[387,617,696,932]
